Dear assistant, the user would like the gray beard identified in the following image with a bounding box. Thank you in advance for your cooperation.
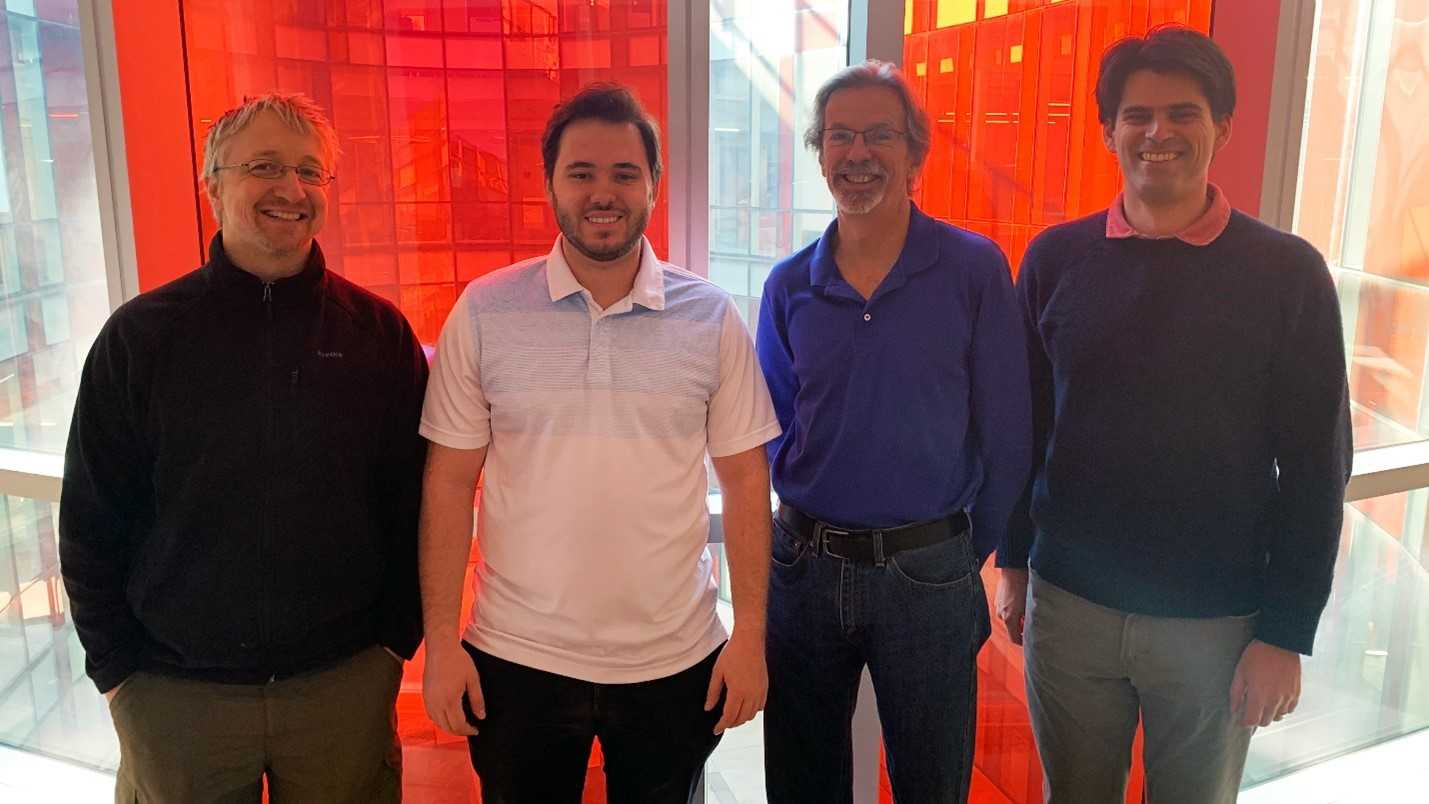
[833,184,886,215]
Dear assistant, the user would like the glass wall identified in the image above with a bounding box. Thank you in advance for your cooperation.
[0,3,108,455]
[707,0,846,325]
[1294,0,1429,451]
[178,0,669,344]
[0,0,113,772]
[1245,489,1429,784]
[0,494,115,770]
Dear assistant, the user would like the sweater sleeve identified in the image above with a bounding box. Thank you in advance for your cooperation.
[374,317,430,659]
[1258,240,1352,655]
[58,316,150,693]
[998,238,1054,569]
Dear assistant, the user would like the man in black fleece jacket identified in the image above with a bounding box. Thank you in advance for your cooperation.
[997,28,1352,804]
[59,93,427,803]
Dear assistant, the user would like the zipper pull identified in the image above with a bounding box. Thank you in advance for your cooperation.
[262,282,273,303]
[290,369,300,388]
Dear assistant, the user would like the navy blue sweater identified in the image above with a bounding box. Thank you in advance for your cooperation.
[1005,210,1351,655]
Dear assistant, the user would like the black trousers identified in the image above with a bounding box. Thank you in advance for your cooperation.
[463,641,724,804]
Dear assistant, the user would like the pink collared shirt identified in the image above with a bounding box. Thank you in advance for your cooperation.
[1106,183,1232,246]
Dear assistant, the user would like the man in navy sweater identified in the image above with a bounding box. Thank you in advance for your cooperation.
[998,27,1352,804]
[757,61,1031,803]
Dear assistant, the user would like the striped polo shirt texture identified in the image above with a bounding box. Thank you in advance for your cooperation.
[421,236,780,683]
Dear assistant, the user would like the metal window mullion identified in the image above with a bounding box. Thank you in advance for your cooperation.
[1338,0,1397,271]
[667,0,710,277]
[1259,0,1316,230]
[78,0,138,308]
[851,0,902,65]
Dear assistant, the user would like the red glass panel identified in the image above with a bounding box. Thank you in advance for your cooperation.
[167,0,667,350]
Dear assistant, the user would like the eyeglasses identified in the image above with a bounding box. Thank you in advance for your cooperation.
[821,125,907,149]
[213,159,336,186]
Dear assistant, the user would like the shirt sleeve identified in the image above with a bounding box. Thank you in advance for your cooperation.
[754,277,798,465]
[420,285,491,450]
[967,248,1035,563]
[708,299,782,457]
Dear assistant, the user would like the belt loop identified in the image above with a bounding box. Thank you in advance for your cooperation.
[810,521,826,556]
[872,530,886,568]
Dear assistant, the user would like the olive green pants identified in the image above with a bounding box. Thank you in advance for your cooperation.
[109,644,403,804]
[1024,573,1257,804]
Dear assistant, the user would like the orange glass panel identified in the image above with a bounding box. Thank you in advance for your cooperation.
[168,0,668,345]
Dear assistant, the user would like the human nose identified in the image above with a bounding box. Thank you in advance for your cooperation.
[1145,114,1173,142]
[269,166,306,198]
[588,175,617,205]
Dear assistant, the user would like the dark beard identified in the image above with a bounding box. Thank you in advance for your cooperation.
[556,206,649,262]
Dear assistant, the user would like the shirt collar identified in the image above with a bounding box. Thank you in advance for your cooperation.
[545,235,666,311]
[809,203,941,292]
[1106,183,1232,246]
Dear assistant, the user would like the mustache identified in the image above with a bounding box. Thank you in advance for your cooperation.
[834,159,887,176]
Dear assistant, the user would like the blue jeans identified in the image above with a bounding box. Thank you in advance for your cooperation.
[763,515,990,804]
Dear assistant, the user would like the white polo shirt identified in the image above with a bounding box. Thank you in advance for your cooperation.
[421,236,780,683]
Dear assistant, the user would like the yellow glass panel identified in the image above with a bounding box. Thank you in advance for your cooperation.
[936,0,976,28]
[940,57,955,73]
[1010,44,1023,63]
[985,0,1009,18]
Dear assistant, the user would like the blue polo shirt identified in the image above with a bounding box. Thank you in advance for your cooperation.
[755,205,1032,561]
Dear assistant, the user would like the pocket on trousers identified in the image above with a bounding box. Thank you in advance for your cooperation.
[889,538,974,589]
[770,520,808,569]
[106,673,143,712]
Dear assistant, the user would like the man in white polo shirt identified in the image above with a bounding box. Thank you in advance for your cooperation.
[418,83,780,804]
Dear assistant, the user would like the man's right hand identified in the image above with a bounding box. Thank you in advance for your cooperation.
[423,642,485,736]
[996,568,1030,645]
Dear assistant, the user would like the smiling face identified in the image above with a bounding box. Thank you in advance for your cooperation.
[547,118,655,263]
[1104,68,1231,208]
[207,109,329,271]
[818,85,916,217]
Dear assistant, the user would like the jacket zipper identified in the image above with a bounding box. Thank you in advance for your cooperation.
[262,281,274,680]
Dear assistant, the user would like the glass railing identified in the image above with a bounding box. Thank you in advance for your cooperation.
[0,494,116,770]
[1243,490,1429,786]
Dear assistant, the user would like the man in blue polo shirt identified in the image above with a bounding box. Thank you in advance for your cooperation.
[755,61,1033,804]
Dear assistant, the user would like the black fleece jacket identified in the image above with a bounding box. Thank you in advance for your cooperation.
[59,235,428,692]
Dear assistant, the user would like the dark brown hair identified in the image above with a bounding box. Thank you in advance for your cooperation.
[541,83,662,187]
[1096,25,1236,125]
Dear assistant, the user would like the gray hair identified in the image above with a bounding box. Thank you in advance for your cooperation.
[201,92,340,218]
[804,60,931,171]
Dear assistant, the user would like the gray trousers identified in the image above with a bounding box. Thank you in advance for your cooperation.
[109,644,403,804]
[1024,572,1256,804]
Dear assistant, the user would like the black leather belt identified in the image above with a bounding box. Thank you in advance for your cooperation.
[776,504,970,565]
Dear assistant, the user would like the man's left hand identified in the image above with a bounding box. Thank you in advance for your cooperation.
[705,629,768,735]
[1229,639,1301,728]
